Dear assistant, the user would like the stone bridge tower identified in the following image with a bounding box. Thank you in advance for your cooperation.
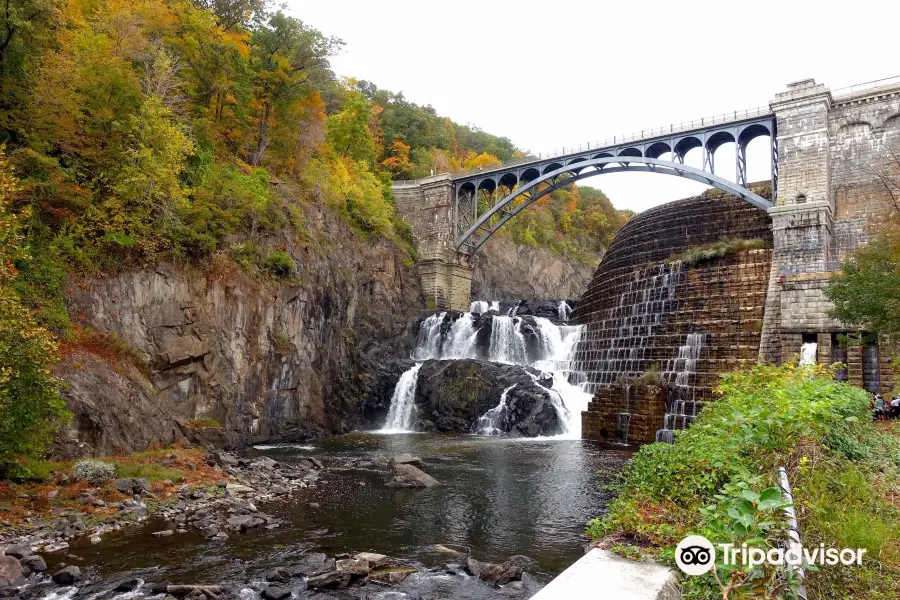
[392,175,474,310]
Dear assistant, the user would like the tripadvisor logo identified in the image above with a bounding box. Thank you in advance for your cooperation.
[675,535,868,576]
[675,535,716,575]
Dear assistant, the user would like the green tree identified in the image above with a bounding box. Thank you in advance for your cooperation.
[326,90,376,167]
[0,147,68,478]
[827,238,900,341]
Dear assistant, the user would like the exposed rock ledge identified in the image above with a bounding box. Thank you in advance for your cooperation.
[359,359,561,436]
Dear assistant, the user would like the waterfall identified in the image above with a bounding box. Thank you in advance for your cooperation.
[799,342,817,366]
[382,363,423,432]
[397,301,593,439]
[506,301,521,317]
[412,313,446,360]
[470,301,489,314]
[558,301,571,322]
[656,333,705,443]
[476,384,517,435]
[444,312,479,359]
[488,316,528,365]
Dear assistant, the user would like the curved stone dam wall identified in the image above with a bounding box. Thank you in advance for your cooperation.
[573,192,773,445]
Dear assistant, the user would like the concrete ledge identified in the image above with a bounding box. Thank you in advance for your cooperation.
[529,549,679,600]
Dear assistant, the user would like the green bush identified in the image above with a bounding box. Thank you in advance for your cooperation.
[669,237,767,266]
[264,251,294,278]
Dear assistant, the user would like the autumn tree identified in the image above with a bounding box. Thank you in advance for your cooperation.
[0,147,69,478]
[248,12,341,166]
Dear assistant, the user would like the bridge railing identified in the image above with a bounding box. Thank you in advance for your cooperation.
[454,105,772,179]
[832,75,900,100]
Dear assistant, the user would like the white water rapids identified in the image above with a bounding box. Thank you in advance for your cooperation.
[381,304,591,438]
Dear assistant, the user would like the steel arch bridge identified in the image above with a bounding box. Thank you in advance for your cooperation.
[451,114,776,255]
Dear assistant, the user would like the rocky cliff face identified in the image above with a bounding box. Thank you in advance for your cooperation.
[471,234,596,303]
[54,204,422,458]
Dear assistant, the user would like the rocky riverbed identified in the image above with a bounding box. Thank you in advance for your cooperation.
[2,442,592,599]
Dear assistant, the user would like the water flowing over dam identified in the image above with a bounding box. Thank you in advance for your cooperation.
[575,192,774,445]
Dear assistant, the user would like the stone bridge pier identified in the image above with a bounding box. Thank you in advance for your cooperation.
[393,175,474,311]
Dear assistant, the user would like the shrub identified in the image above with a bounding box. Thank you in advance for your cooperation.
[264,251,294,278]
[73,460,116,484]
[669,236,767,266]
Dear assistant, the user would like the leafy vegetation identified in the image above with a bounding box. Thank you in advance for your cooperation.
[827,138,900,349]
[669,237,767,267]
[0,148,69,479]
[588,364,900,599]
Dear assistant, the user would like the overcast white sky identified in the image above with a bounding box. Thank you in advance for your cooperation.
[287,0,898,212]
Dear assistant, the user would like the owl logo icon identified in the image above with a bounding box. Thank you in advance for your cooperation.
[675,535,716,575]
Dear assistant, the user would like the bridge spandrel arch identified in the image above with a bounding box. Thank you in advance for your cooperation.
[453,156,773,254]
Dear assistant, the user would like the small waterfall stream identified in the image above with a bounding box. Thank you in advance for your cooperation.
[382,363,423,432]
[488,316,528,365]
[476,384,517,435]
[656,333,705,443]
[799,341,818,366]
[381,304,591,437]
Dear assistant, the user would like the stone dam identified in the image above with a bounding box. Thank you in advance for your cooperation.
[572,192,774,445]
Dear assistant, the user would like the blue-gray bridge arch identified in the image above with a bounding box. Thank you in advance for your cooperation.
[451,115,776,254]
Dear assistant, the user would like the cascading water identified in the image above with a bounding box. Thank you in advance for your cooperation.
[444,312,479,359]
[381,363,423,432]
[412,313,445,360]
[470,301,489,314]
[558,301,571,322]
[656,333,705,443]
[476,384,517,435]
[799,341,818,366]
[381,302,591,438]
[506,300,521,317]
[488,316,528,365]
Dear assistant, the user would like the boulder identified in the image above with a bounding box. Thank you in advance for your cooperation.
[265,567,289,582]
[306,570,350,590]
[115,578,141,592]
[288,553,334,577]
[2,545,31,559]
[261,585,290,600]
[152,530,174,537]
[360,358,561,435]
[166,585,224,598]
[386,463,439,488]
[225,483,254,495]
[0,556,23,588]
[368,566,417,585]
[465,557,522,586]
[52,565,82,585]
[115,478,134,494]
[335,558,370,576]
[389,454,423,468]
[355,552,389,568]
[20,555,47,572]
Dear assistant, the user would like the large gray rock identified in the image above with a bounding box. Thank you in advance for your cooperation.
[386,463,440,488]
[465,557,522,586]
[52,565,82,585]
[306,570,351,590]
[361,358,561,436]
[0,556,23,588]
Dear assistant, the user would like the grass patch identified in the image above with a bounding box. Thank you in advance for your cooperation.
[588,363,900,599]
[669,237,767,267]
[65,326,150,375]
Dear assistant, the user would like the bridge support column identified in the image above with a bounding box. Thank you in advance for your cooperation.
[760,79,837,363]
[392,175,473,311]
